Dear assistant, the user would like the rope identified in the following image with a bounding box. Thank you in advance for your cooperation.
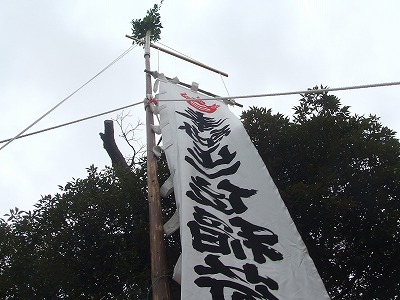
[0,100,143,144]
[0,45,137,151]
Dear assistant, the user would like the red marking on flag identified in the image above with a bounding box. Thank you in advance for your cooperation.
[181,92,219,113]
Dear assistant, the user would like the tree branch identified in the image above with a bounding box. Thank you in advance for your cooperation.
[114,112,145,168]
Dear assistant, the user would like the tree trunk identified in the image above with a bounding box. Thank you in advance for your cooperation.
[99,120,129,170]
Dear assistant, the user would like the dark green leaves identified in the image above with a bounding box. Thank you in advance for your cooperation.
[0,161,181,299]
[0,166,150,298]
[241,91,400,299]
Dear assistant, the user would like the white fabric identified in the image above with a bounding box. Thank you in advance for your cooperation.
[163,209,180,236]
[157,79,329,299]
[160,174,174,198]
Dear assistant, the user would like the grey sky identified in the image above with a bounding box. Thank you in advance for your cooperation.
[1,0,399,216]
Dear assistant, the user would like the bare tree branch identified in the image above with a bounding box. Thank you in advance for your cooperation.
[113,111,145,168]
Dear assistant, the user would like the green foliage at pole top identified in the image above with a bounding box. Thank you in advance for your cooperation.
[131,1,164,45]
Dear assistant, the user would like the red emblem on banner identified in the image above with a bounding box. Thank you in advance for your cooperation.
[181,92,219,113]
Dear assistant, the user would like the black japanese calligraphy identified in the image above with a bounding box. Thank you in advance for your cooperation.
[176,105,283,298]
[188,206,233,255]
[188,206,283,263]
[187,176,256,215]
[195,254,279,300]
[177,108,226,132]
[230,217,283,263]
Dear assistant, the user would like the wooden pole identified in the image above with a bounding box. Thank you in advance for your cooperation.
[144,31,171,300]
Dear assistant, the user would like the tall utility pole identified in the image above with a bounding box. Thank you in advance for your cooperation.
[144,31,171,300]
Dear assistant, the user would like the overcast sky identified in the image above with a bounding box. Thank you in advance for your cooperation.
[1,0,400,217]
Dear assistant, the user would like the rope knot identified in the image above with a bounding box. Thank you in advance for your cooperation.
[147,97,158,106]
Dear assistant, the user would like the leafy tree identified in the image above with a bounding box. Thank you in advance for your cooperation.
[241,86,400,299]
[0,164,179,299]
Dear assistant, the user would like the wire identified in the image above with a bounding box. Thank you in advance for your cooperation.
[220,73,231,97]
[0,45,137,151]
[146,275,171,300]
[156,41,200,65]
[0,100,143,144]
[156,80,400,102]
[154,40,220,74]
[157,47,160,73]
[1,80,399,145]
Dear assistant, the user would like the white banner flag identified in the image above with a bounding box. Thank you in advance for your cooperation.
[156,77,329,299]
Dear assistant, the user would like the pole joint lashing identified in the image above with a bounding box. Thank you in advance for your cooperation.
[144,94,160,115]
[144,94,157,106]
[147,95,159,106]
